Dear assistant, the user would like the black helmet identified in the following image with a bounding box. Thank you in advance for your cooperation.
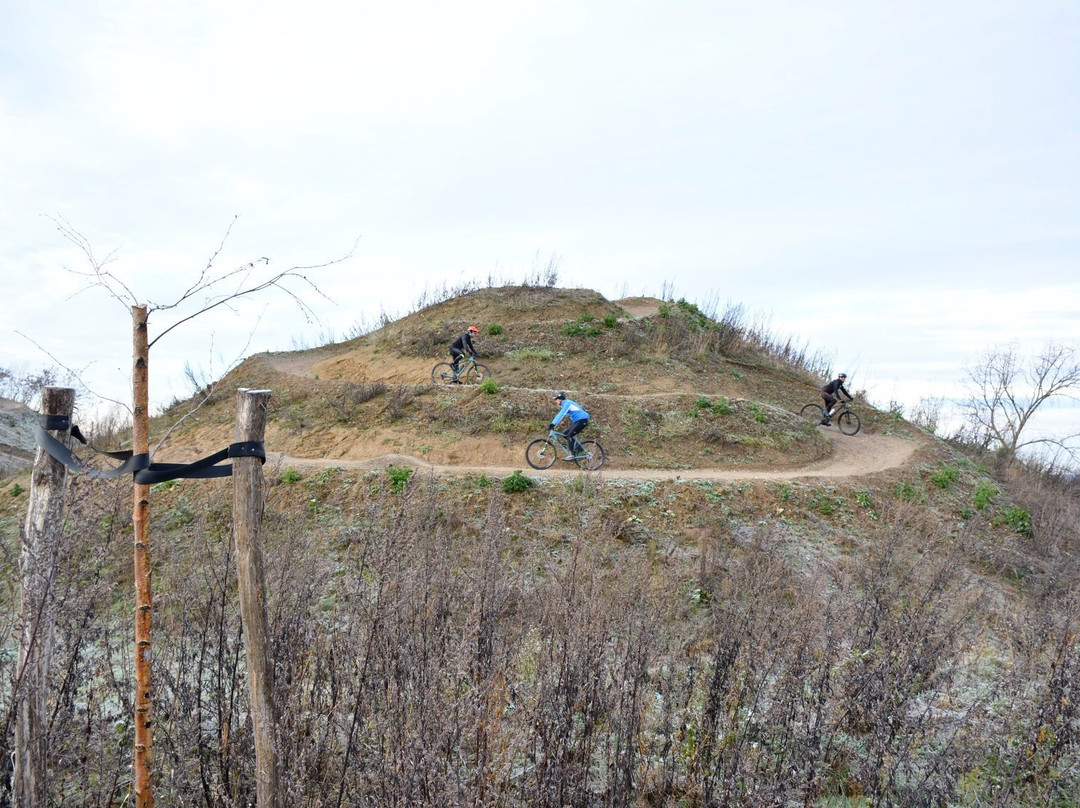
[553,391,566,400]
[838,373,847,379]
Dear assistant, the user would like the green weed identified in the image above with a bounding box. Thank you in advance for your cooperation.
[561,315,602,337]
[1002,506,1033,538]
[602,314,618,328]
[894,480,925,503]
[502,470,534,493]
[387,465,413,493]
[479,377,499,394]
[9,484,25,497]
[854,489,878,519]
[486,323,503,336]
[974,482,998,510]
[929,465,960,490]
[279,468,302,484]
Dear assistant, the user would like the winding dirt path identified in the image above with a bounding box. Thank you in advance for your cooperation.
[267,430,918,483]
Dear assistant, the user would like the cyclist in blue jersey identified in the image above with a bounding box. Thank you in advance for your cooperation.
[550,392,590,459]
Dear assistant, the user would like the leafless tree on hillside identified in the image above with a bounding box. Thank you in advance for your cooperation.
[960,342,1080,464]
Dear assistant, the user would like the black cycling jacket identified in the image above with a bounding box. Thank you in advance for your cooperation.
[451,332,476,355]
[822,378,852,399]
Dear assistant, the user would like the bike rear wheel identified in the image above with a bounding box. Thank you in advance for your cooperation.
[800,402,825,424]
[575,440,605,471]
[464,363,492,384]
[837,410,861,436]
[431,362,456,385]
[525,438,559,470]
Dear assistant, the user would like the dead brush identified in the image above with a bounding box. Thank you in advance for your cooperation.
[326,380,388,423]
[384,385,413,421]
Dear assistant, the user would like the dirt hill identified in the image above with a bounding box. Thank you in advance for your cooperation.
[150,285,927,482]
[2,285,1076,806]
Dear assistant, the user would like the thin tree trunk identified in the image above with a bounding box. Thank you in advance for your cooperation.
[233,388,280,807]
[14,386,75,807]
[132,305,154,808]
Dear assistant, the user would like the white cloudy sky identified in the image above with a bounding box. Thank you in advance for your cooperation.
[1,1,1078,445]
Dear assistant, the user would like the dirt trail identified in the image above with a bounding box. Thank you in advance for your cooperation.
[268,430,918,483]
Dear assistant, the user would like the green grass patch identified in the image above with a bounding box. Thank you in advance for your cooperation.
[486,323,503,336]
[561,315,602,337]
[506,347,555,362]
[278,468,302,484]
[479,377,499,394]
[929,465,960,490]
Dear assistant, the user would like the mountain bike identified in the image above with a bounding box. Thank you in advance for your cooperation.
[430,355,493,386]
[800,400,861,436]
[525,429,605,471]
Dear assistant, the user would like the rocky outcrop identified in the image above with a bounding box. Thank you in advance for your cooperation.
[0,397,37,478]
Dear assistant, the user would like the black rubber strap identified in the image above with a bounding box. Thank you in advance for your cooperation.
[133,441,265,485]
[34,424,149,479]
[35,416,265,483]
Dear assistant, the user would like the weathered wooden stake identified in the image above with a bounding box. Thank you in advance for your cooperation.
[233,388,280,807]
[14,386,75,807]
[132,305,154,808]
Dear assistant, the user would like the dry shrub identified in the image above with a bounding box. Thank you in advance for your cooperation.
[326,380,388,423]
[6,463,1080,805]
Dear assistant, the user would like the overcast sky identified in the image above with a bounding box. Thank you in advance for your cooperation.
[2,1,1078,447]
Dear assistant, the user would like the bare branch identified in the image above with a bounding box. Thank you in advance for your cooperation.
[151,312,264,456]
[14,330,132,415]
[47,214,138,312]
[962,342,1080,463]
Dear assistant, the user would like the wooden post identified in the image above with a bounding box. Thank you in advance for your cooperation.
[132,305,154,808]
[233,388,280,807]
[14,386,75,807]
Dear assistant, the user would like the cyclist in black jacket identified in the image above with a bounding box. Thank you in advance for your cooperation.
[821,373,853,426]
[450,325,480,378]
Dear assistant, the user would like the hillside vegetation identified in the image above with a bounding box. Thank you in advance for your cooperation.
[1,285,1077,807]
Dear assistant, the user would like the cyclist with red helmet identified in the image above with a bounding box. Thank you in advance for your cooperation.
[820,373,853,426]
[449,325,480,379]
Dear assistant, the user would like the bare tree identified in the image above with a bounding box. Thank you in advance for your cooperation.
[961,342,1080,463]
[32,216,353,807]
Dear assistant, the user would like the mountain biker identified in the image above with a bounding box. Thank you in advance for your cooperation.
[550,392,590,459]
[449,325,480,380]
[821,373,853,426]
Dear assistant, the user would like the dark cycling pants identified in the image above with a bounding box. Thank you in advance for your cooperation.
[450,348,465,369]
[565,419,589,452]
[822,392,838,412]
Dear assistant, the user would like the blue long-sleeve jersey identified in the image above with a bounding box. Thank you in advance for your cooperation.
[551,398,589,427]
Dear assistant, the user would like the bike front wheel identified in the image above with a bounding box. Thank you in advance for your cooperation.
[431,362,457,385]
[575,441,605,471]
[464,363,492,384]
[837,411,861,436]
[800,402,825,424]
[525,438,559,470]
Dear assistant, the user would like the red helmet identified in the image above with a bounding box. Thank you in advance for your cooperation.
[468,325,479,333]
